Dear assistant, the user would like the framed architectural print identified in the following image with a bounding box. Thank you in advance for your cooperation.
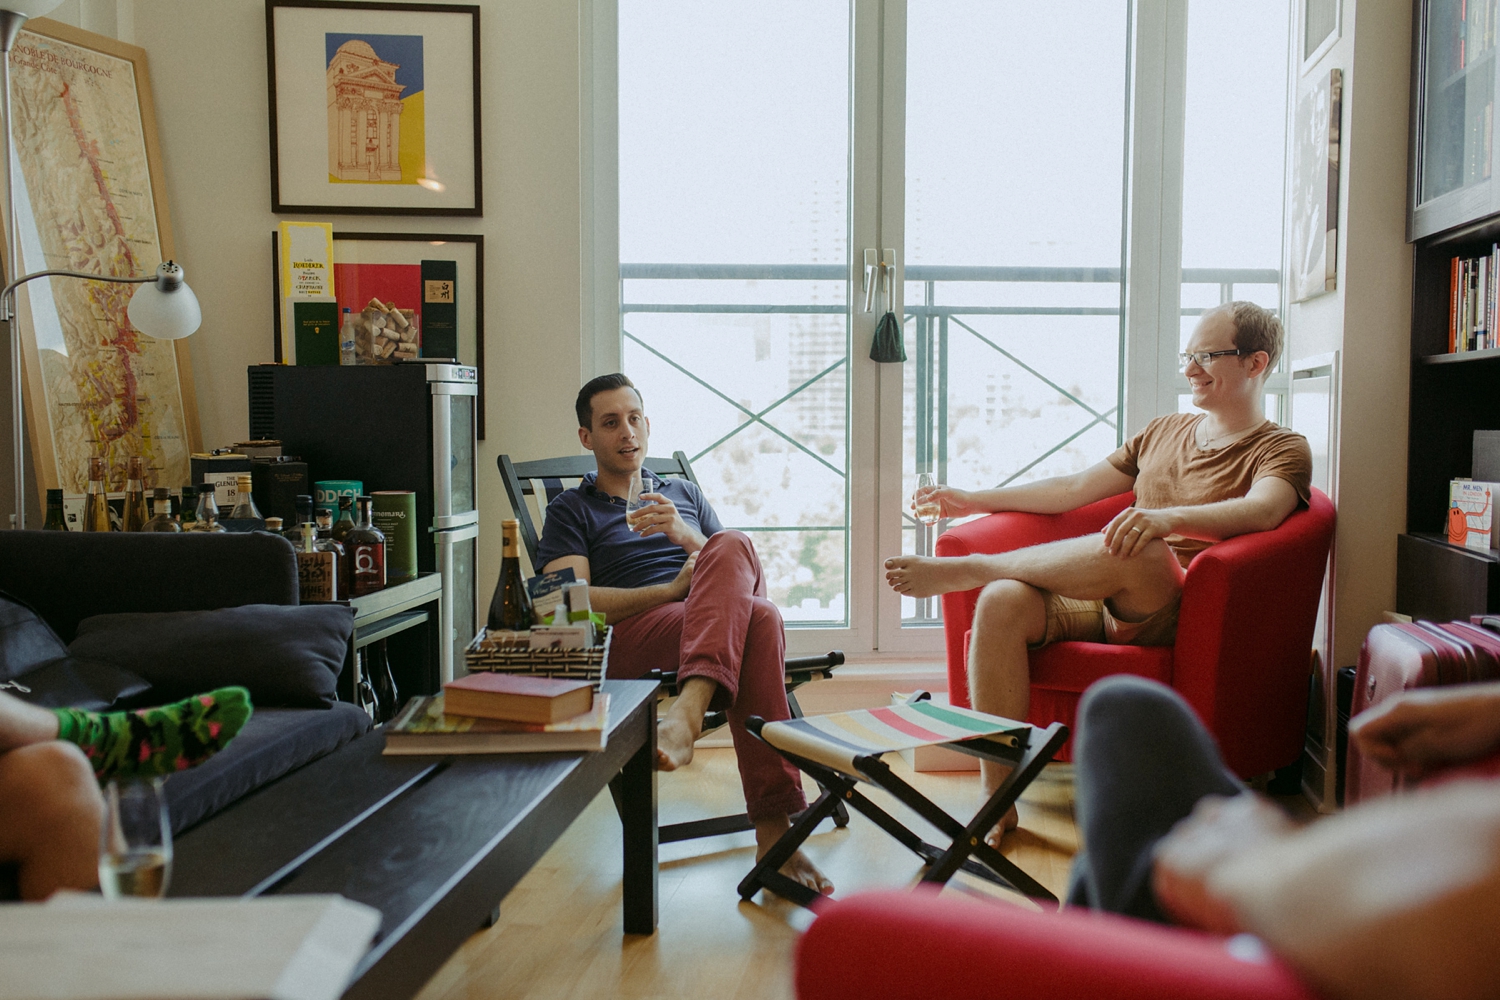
[6,19,201,500]
[266,1,482,215]
[271,231,486,435]
[1290,69,1342,302]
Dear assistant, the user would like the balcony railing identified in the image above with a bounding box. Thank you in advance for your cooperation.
[621,262,1279,626]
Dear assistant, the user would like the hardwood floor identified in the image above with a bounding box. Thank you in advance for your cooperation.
[414,748,1080,1000]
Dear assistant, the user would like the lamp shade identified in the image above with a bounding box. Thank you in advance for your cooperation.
[2,1,63,17]
[127,267,202,340]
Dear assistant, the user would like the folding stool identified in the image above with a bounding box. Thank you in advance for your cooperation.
[738,693,1068,907]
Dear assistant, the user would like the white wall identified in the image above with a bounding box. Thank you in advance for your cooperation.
[1284,0,1413,673]
[39,0,598,617]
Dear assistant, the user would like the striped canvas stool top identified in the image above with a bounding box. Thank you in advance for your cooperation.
[740,693,1069,908]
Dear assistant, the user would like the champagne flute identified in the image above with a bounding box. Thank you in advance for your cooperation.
[99,778,172,899]
[913,473,942,526]
[624,470,649,532]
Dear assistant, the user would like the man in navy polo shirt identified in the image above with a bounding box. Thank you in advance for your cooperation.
[536,373,832,895]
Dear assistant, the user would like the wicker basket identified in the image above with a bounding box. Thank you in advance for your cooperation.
[463,626,611,685]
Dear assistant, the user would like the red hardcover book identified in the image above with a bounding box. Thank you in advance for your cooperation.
[442,672,595,724]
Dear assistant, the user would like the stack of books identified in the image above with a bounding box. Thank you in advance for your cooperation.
[384,674,608,755]
[1449,247,1500,354]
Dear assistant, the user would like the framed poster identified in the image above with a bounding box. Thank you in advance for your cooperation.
[7,19,201,498]
[271,231,486,436]
[266,1,482,215]
[1290,68,1343,302]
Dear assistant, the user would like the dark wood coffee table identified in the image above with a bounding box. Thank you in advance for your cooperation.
[170,679,659,1000]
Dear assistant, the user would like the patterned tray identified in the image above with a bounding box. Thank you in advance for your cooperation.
[463,626,611,684]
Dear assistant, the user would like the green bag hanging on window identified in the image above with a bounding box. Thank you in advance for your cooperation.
[869,310,906,363]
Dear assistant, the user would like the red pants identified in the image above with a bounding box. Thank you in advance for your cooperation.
[607,531,807,822]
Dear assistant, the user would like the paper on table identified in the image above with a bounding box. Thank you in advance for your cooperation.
[0,894,380,1000]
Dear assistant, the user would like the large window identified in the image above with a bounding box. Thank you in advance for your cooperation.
[617,1,1290,652]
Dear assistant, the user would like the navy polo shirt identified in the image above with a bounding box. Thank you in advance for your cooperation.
[535,470,724,589]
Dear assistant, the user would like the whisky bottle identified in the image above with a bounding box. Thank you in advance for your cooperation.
[229,474,262,520]
[42,489,66,530]
[296,522,339,602]
[285,494,315,542]
[83,457,112,532]
[331,496,356,544]
[488,518,534,630]
[179,486,199,530]
[193,484,227,533]
[141,489,181,532]
[264,517,284,533]
[123,456,148,532]
[315,507,334,540]
[346,496,387,597]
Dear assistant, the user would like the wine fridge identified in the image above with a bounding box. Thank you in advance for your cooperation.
[248,362,478,682]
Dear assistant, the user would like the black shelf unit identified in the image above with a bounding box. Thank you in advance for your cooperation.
[1402,224,1500,621]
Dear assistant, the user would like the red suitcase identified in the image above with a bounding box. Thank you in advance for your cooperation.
[1346,619,1500,804]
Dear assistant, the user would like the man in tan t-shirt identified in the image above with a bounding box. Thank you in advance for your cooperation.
[884,301,1312,835]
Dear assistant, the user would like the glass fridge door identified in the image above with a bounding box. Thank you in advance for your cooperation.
[430,383,478,528]
[436,522,479,682]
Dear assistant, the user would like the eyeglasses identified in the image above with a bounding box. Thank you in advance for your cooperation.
[1179,349,1246,369]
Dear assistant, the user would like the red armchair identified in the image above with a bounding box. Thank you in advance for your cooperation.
[795,889,1321,1000]
[937,488,1336,777]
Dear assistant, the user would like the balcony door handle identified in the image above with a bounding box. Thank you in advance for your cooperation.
[863,249,895,313]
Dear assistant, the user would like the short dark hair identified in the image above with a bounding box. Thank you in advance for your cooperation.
[576,373,642,429]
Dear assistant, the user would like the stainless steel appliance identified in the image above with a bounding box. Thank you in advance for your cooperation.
[248,362,478,682]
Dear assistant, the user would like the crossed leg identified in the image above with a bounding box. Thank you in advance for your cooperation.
[885,533,1185,839]
[0,741,103,900]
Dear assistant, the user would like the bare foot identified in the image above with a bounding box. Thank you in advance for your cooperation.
[655,715,696,771]
[883,554,991,598]
[983,804,1020,851]
[755,816,835,896]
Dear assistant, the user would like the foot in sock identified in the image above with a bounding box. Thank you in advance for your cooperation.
[52,687,253,781]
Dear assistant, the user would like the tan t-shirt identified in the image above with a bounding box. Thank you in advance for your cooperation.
[1106,413,1313,566]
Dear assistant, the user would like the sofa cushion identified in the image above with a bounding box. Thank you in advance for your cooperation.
[9,655,153,710]
[69,604,352,709]
[162,704,373,834]
[0,591,68,682]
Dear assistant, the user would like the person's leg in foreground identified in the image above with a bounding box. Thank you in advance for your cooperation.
[0,687,253,899]
[1066,674,1241,920]
[609,531,832,894]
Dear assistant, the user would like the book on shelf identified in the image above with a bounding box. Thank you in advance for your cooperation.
[382,692,610,755]
[1447,244,1500,354]
[442,672,594,724]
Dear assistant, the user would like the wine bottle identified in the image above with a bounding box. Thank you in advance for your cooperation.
[489,518,534,630]
[193,484,227,533]
[179,486,199,530]
[229,474,262,520]
[123,456,148,532]
[141,489,181,532]
[42,489,66,530]
[368,640,399,723]
[84,457,112,532]
[346,496,387,596]
[331,496,356,543]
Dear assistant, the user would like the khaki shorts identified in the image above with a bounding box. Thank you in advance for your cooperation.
[1029,590,1182,649]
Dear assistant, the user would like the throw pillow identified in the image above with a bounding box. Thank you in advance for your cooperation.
[0,590,67,682]
[69,604,352,709]
[6,656,153,711]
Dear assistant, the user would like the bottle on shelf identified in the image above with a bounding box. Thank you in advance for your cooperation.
[285,495,315,543]
[315,507,334,540]
[42,489,66,530]
[366,640,399,724]
[179,486,199,530]
[346,496,387,597]
[488,518,534,630]
[264,516,284,533]
[192,484,227,533]
[339,307,357,366]
[141,488,181,532]
[229,474,262,520]
[331,496,356,544]
[296,522,339,602]
[123,456,148,532]
[84,457,112,532]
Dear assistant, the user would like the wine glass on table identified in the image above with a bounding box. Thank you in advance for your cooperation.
[912,473,942,526]
[99,778,172,899]
[625,470,650,532]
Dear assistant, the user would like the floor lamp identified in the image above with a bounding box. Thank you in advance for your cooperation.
[1,1,202,529]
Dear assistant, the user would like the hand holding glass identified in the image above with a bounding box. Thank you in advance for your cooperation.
[624,471,650,531]
[913,473,942,526]
[99,778,172,899]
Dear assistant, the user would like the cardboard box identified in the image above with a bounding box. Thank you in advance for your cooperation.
[1449,479,1500,551]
